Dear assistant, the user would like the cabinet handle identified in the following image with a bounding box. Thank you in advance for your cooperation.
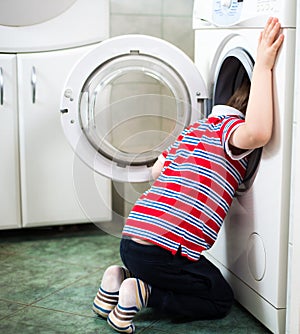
[0,67,3,105]
[31,66,36,103]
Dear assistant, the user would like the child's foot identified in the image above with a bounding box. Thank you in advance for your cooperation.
[107,278,151,333]
[93,265,132,319]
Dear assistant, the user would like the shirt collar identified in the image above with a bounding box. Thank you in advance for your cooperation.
[209,105,245,119]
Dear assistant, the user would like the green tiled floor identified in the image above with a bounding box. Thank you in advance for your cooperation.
[0,224,270,333]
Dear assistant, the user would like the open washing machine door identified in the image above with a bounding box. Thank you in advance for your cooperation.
[61,35,208,182]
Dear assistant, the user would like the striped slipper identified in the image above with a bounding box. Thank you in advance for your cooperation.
[107,278,151,333]
[93,267,131,319]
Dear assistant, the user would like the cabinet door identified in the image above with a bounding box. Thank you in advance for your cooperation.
[0,54,21,229]
[17,46,111,227]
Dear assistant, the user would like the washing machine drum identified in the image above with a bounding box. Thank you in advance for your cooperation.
[213,47,253,106]
[61,35,207,182]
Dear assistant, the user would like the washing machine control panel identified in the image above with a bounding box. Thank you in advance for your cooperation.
[212,0,243,26]
[194,0,295,28]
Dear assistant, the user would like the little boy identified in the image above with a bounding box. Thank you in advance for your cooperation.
[93,17,284,333]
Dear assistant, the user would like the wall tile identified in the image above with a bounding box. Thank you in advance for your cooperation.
[163,0,194,17]
[163,16,194,59]
[111,0,162,15]
[110,15,162,37]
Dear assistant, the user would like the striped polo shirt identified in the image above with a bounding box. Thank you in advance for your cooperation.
[122,105,250,261]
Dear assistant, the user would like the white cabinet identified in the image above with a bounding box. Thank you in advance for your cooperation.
[0,55,21,229]
[0,45,112,229]
[18,45,112,227]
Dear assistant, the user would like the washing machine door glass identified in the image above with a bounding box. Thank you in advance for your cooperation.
[61,35,207,182]
[80,54,189,167]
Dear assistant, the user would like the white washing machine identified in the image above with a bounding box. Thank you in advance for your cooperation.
[60,1,295,332]
[0,0,109,52]
[193,1,296,333]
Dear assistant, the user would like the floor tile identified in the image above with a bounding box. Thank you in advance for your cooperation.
[148,303,270,333]
[0,254,94,304]
[0,226,123,305]
[131,308,160,333]
[0,226,121,269]
[0,300,26,320]
[33,268,108,316]
[0,306,114,334]
[34,273,158,330]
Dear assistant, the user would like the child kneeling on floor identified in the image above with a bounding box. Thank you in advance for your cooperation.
[93,17,284,334]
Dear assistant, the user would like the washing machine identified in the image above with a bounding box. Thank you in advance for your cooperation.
[60,0,295,332]
[193,1,296,333]
[0,0,109,52]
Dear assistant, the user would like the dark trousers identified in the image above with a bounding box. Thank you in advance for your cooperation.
[120,238,234,320]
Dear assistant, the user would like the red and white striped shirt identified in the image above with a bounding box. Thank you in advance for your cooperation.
[122,105,250,261]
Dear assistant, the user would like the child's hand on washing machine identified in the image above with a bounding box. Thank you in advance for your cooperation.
[228,17,284,150]
[256,17,284,71]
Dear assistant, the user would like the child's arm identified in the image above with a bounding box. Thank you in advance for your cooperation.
[151,155,165,180]
[229,17,284,150]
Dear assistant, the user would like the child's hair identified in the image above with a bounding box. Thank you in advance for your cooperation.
[226,78,251,115]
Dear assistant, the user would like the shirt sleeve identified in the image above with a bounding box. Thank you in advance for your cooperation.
[221,117,253,160]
